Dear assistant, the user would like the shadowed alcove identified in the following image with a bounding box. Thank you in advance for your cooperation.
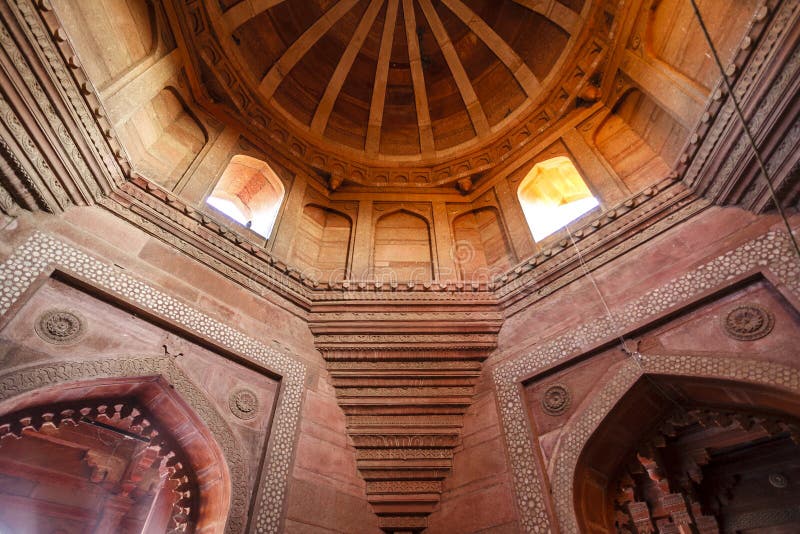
[575,375,800,533]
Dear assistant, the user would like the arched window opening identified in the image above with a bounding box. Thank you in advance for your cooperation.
[206,155,285,239]
[517,156,598,242]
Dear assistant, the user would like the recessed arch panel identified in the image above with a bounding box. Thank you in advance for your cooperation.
[373,209,433,282]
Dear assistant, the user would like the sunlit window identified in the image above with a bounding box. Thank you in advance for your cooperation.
[205,155,284,239]
[517,156,599,242]
[206,196,249,225]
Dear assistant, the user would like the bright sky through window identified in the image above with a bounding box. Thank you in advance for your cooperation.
[518,156,599,242]
[204,155,285,240]
[206,196,249,226]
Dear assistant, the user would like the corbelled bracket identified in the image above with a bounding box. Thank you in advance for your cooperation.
[309,302,501,533]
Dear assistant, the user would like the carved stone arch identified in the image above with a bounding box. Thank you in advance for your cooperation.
[450,206,515,280]
[0,355,247,534]
[118,85,209,190]
[372,208,434,282]
[593,87,686,194]
[642,0,760,91]
[552,353,800,533]
[289,203,353,282]
[376,206,432,226]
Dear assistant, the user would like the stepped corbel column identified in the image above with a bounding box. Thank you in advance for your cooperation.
[309,296,501,533]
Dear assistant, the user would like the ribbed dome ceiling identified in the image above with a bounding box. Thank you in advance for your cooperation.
[212,0,586,166]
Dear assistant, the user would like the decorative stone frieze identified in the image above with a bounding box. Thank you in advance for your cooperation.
[310,304,500,532]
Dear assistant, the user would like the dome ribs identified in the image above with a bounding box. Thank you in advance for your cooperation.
[367,0,401,155]
[311,0,384,136]
[259,0,361,102]
[174,0,599,177]
[440,0,541,99]
[402,0,436,156]
[417,0,490,139]
[221,0,288,35]
[510,0,582,34]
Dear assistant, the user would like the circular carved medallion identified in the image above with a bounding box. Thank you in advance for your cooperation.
[769,473,788,489]
[541,383,571,416]
[723,304,774,340]
[34,309,86,345]
[229,388,259,420]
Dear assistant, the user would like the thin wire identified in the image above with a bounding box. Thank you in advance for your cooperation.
[565,222,690,414]
[558,1,800,410]
[563,224,635,357]
[689,0,800,259]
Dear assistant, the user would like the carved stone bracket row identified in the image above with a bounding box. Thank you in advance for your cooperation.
[0,398,198,533]
[310,308,501,533]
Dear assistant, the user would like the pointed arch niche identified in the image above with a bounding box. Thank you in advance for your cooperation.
[517,156,599,242]
[557,356,800,533]
[451,207,515,281]
[0,373,235,534]
[118,87,208,190]
[648,0,760,91]
[373,210,433,282]
[50,0,158,92]
[206,155,285,240]
[594,89,687,194]
[289,204,352,282]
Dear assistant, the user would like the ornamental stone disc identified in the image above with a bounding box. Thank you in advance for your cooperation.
[542,383,571,416]
[34,309,86,345]
[723,304,774,341]
[229,388,259,420]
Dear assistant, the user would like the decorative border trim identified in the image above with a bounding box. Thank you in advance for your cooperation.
[0,231,307,534]
[552,354,800,532]
[493,231,800,532]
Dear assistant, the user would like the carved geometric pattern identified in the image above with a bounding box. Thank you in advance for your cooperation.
[34,308,86,345]
[229,388,259,420]
[321,347,490,532]
[0,232,307,534]
[723,304,774,340]
[724,506,800,532]
[312,308,500,531]
[493,231,800,532]
[541,383,571,416]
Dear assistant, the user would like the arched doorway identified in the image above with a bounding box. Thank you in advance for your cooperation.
[571,362,800,533]
[0,375,233,534]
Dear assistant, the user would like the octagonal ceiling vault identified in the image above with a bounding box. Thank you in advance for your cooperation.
[173,0,606,188]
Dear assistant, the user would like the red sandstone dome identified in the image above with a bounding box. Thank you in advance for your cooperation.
[174,0,601,186]
[1,0,799,533]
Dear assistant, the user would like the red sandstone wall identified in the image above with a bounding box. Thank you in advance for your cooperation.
[426,206,799,533]
[0,205,380,533]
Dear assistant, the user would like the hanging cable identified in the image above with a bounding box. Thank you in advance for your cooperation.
[689,0,800,259]
[564,221,696,422]
[562,224,636,357]
[541,1,800,418]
